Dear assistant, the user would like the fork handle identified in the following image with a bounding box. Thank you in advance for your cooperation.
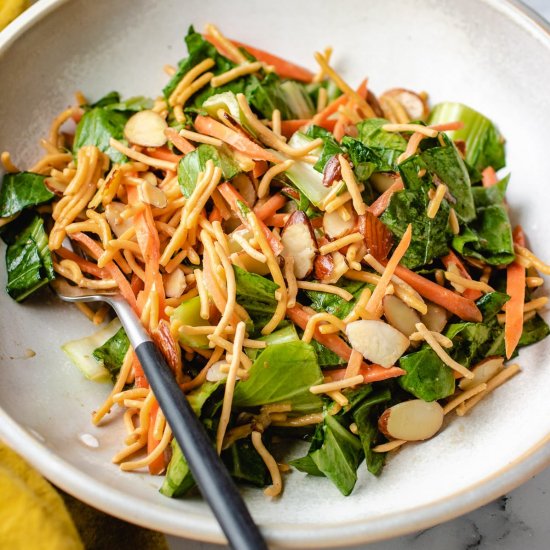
[111,300,267,550]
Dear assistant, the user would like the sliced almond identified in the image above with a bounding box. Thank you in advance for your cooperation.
[142,171,158,187]
[105,202,134,238]
[459,356,504,391]
[207,360,232,382]
[380,89,429,122]
[124,110,168,147]
[383,295,421,337]
[282,211,317,279]
[421,301,448,333]
[314,254,334,282]
[232,173,257,206]
[323,207,355,240]
[322,155,342,187]
[370,172,400,194]
[164,268,187,299]
[379,400,444,441]
[346,319,409,368]
[138,180,167,208]
[367,89,385,118]
[356,211,393,261]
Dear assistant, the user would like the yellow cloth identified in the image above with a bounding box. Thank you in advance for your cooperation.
[0,0,30,31]
[0,444,83,550]
[0,443,169,550]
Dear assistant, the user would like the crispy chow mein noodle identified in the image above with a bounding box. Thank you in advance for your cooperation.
[1,22,549,499]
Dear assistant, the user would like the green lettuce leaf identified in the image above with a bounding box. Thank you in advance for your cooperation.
[420,134,476,222]
[73,107,129,163]
[92,327,130,382]
[356,118,407,171]
[352,389,391,476]
[294,415,363,496]
[305,125,343,172]
[177,143,240,198]
[0,172,54,218]
[452,204,514,265]
[222,438,269,487]
[5,215,54,301]
[398,347,455,401]
[163,26,235,99]
[160,381,222,497]
[381,162,451,269]
[428,102,506,172]
[233,341,323,413]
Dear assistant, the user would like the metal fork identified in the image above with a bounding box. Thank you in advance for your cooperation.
[51,278,267,550]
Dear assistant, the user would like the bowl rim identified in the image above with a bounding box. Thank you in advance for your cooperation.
[1,0,550,546]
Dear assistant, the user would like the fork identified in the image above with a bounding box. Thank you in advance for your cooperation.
[51,278,267,550]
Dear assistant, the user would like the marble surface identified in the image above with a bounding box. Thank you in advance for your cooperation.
[168,1,550,547]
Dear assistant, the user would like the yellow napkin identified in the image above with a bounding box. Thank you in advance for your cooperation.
[0,0,30,31]
[0,443,83,549]
[0,443,169,550]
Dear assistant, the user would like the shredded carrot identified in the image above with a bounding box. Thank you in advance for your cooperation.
[441,250,482,301]
[147,402,166,474]
[165,128,196,154]
[71,232,137,311]
[252,160,268,178]
[429,121,464,132]
[325,364,404,385]
[482,166,498,188]
[312,94,349,126]
[388,263,482,322]
[146,147,182,163]
[367,179,404,217]
[127,186,166,321]
[194,115,281,163]
[209,205,223,223]
[262,213,288,227]
[505,226,526,359]
[253,193,287,220]
[280,119,311,138]
[55,247,108,279]
[230,39,314,83]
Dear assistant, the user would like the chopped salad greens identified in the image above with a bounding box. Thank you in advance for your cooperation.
[1,23,549,500]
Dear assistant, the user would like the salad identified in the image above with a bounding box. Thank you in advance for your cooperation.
[1,23,549,498]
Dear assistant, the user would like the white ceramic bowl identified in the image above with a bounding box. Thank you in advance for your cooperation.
[1,0,550,547]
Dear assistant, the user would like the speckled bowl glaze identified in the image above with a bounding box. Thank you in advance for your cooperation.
[1,0,550,546]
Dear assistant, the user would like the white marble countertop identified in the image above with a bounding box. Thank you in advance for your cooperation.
[168,1,550,548]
